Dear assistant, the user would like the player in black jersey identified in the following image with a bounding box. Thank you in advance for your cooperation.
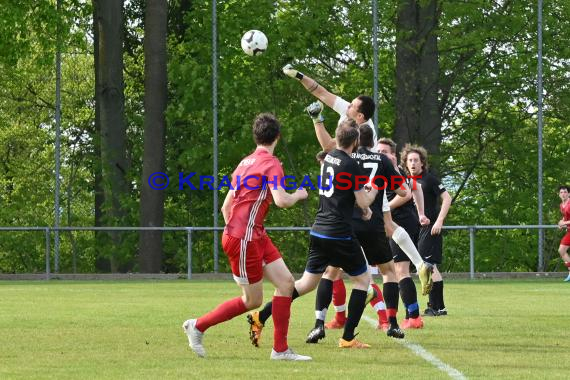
[306,125,409,341]
[301,108,432,344]
[247,119,379,349]
[401,144,452,317]
[378,138,430,329]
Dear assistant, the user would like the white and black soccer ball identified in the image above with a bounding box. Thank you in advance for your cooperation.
[241,30,268,56]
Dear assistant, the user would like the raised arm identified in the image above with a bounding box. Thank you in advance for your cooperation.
[283,64,338,109]
[306,101,335,151]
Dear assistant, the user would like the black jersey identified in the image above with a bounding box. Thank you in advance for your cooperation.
[350,147,400,227]
[417,170,446,222]
[312,149,365,238]
[386,166,418,223]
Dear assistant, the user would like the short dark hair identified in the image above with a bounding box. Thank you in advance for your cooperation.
[358,125,374,149]
[378,137,396,153]
[559,185,570,192]
[252,113,280,146]
[335,118,359,149]
[356,95,375,121]
[315,150,327,163]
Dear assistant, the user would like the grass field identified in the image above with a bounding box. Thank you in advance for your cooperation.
[1,279,569,379]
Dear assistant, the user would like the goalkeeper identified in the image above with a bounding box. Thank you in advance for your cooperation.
[282,63,378,151]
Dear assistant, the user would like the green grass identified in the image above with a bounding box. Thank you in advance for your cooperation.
[1,279,569,379]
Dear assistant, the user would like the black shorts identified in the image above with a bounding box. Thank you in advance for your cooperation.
[354,228,392,266]
[391,215,420,263]
[418,225,443,265]
[305,234,368,277]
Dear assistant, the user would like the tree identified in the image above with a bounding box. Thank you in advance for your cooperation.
[93,0,129,272]
[139,0,167,273]
[394,0,442,168]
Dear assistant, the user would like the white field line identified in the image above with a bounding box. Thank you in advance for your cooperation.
[362,316,467,380]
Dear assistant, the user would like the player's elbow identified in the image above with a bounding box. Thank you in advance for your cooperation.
[273,197,292,209]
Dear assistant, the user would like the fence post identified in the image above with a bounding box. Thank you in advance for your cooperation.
[187,228,192,280]
[469,227,475,280]
[45,228,51,280]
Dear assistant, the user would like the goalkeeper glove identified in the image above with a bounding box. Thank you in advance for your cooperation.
[282,64,304,80]
[306,101,324,123]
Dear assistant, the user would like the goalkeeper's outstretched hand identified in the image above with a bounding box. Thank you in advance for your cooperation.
[305,101,324,123]
[282,64,304,80]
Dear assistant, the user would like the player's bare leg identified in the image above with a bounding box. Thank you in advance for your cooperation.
[558,245,570,282]
[185,280,262,357]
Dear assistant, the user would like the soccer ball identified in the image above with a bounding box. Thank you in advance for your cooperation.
[241,30,268,56]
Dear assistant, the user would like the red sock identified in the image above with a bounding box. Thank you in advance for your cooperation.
[195,296,247,332]
[369,283,388,325]
[332,279,347,322]
[272,296,292,353]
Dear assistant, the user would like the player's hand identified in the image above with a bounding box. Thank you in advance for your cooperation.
[558,220,565,229]
[431,219,443,235]
[419,214,430,226]
[306,101,324,123]
[295,187,308,200]
[361,207,372,221]
[282,64,304,80]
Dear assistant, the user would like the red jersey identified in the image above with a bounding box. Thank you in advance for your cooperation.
[224,148,284,241]
[561,200,570,221]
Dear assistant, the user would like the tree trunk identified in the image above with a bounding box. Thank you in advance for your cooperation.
[418,0,442,170]
[394,0,442,172]
[394,0,420,152]
[92,0,108,272]
[139,0,167,273]
[94,0,128,272]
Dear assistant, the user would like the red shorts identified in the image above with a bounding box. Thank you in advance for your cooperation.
[561,230,570,246]
[222,233,282,285]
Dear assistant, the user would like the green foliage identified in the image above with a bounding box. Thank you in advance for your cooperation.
[0,1,569,273]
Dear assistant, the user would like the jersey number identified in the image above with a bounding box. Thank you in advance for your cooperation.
[319,165,334,198]
[363,162,378,185]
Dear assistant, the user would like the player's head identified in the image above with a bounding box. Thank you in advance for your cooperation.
[315,150,327,165]
[401,143,429,176]
[347,95,375,124]
[335,118,359,151]
[253,113,281,146]
[358,125,374,149]
[378,137,397,166]
[559,185,569,200]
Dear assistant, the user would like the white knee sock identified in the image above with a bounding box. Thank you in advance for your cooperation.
[392,226,423,268]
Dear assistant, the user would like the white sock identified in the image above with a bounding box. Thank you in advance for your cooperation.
[334,304,346,312]
[392,226,423,268]
[315,308,328,321]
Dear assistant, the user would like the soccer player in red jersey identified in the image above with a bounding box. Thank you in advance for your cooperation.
[557,185,570,282]
[182,113,311,361]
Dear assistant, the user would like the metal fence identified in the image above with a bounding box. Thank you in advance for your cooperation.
[0,225,563,280]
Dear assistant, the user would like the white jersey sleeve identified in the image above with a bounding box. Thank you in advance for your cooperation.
[332,96,350,117]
